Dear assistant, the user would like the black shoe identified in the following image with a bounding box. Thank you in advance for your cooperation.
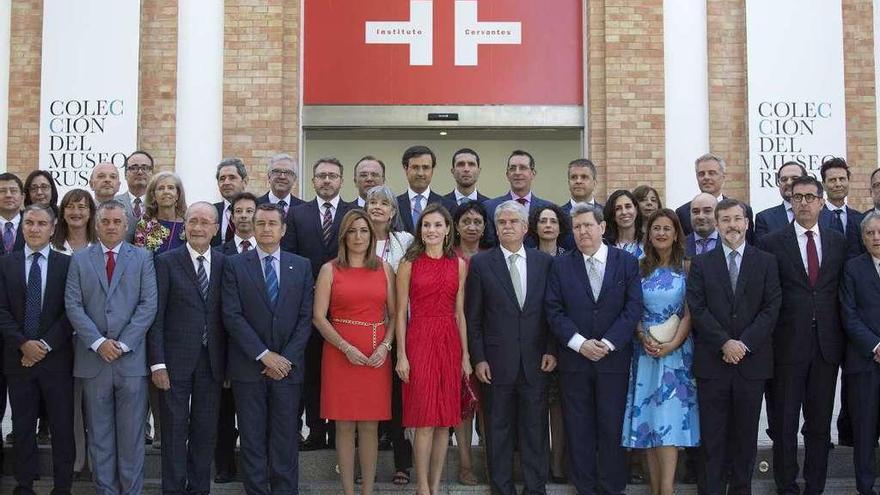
[213,472,236,484]
[378,436,393,451]
[5,432,13,444]
[37,430,50,445]
[144,435,153,445]
[300,436,329,451]
[12,486,37,495]
[73,468,93,482]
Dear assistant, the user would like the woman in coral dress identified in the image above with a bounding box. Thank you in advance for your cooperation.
[395,203,471,495]
[314,209,397,495]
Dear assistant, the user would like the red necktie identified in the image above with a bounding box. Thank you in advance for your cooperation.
[516,197,528,206]
[106,251,116,282]
[224,207,235,242]
[240,240,251,252]
[805,230,819,287]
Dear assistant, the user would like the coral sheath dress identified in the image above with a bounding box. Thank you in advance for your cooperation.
[321,264,391,421]
[402,254,462,428]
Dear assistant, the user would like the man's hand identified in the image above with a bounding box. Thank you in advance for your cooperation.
[474,361,492,384]
[98,339,123,363]
[540,354,557,372]
[262,367,287,381]
[579,339,609,362]
[151,369,171,390]
[260,351,292,378]
[20,340,47,366]
[722,339,747,365]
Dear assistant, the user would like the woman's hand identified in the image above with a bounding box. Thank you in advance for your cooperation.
[396,355,410,383]
[367,344,389,368]
[461,354,473,377]
[342,343,369,366]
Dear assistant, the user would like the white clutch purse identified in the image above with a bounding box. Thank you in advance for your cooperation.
[647,314,680,344]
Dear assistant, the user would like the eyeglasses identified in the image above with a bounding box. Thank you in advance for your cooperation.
[791,193,820,203]
[314,173,341,181]
[270,169,296,177]
[126,165,153,172]
[0,187,21,195]
[357,172,383,180]
[29,184,52,192]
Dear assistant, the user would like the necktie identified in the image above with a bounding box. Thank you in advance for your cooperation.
[106,250,116,283]
[412,194,424,221]
[321,202,333,245]
[697,238,710,255]
[728,250,739,291]
[23,252,42,339]
[458,196,470,206]
[831,209,844,234]
[507,253,525,308]
[196,255,209,345]
[3,222,14,252]
[264,255,278,306]
[516,197,528,207]
[586,256,602,300]
[224,206,235,243]
[278,200,288,217]
[240,239,251,252]
[132,197,143,219]
[805,230,819,287]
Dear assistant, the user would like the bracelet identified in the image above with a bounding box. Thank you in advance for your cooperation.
[381,341,392,351]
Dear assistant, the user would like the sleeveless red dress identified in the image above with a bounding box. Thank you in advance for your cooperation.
[320,264,391,420]
[402,254,462,427]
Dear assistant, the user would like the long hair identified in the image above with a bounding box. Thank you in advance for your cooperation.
[144,171,187,220]
[52,188,97,250]
[335,209,380,270]
[640,208,686,278]
[527,202,570,246]
[604,189,643,245]
[24,170,59,212]
[404,202,455,261]
[452,200,489,248]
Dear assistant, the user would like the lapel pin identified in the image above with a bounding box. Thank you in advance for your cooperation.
[288,265,293,270]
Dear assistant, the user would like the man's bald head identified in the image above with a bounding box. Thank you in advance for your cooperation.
[89,162,121,203]
[690,192,718,237]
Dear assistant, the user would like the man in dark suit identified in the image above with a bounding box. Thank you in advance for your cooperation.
[211,158,249,247]
[444,148,489,211]
[149,202,226,495]
[684,193,719,258]
[840,211,880,494]
[545,204,642,495]
[559,159,603,250]
[396,145,451,233]
[353,155,386,208]
[483,150,555,248]
[284,156,354,449]
[115,150,154,242]
[687,198,782,494]
[223,203,314,495]
[0,172,25,255]
[754,161,808,241]
[675,153,754,243]
[758,176,847,495]
[466,200,556,495]
[255,153,304,252]
[870,168,880,216]
[0,204,74,495]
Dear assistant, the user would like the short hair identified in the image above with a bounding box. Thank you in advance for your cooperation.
[452,148,480,167]
[871,167,880,185]
[354,155,386,176]
[777,161,807,180]
[23,170,59,209]
[267,153,298,175]
[508,149,535,170]
[791,175,824,196]
[255,202,285,222]
[312,156,344,175]
[568,158,597,179]
[715,198,748,219]
[366,185,405,232]
[0,172,23,192]
[861,210,880,234]
[216,158,248,180]
[571,203,604,224]
[820,157,851,181]
[22,203,55,223]
[694,153,726,174]
[231,191,259,209]
[452,200,489,247]
[528,203,571,241]
[402,145,436,169]
[632,185,663,210]
[494,200,528,225]
[124,150,154,170]
[185,201,218,223]
[95,199,127,222]
[335,209,380,270]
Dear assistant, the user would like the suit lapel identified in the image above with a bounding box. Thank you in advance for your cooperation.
[245,250,272,310]
[90,244,110,293]
[12,251,25,303]
[865,255,880,292]
[817,227,838,285]
[209,249,223,298]
[782,227,810,286]
[711,247,735,301]
[277,253,295,307]
[108,243,132,296]
[174,246,206,304]
[489,248,521,309]
[522,250,542,309]
[596,248,616,302]
[733,246,754,304]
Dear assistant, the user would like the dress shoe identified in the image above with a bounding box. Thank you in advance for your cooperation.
[6,432,13,444]
[300,436,329,451]
[12,485,37,495]
[37,430,50,445]
[73,468,93,482]
[213,472,236,484]
[144,435,153,445]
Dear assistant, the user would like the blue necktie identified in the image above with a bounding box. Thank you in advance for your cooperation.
[24,252,42,339]
[830,209,845,234]
[264,255,278,306]
[197,255,209,346]
[412,194,424,221]
[3,222,14,252]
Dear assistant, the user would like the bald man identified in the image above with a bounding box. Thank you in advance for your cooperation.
[686,193,719,258]
[89,163,121,205]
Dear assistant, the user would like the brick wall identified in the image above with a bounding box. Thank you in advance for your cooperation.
[7,0,41,178]
[138,1,178,173]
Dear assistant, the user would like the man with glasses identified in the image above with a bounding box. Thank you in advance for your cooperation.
[483,150,555,247]
[754,161,808,241]
[115,151,155,242]
[758,176,847,495]
[353,156,386,208]
[256,153,304,219]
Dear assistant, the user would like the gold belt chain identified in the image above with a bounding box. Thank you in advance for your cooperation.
[331,318,385,350]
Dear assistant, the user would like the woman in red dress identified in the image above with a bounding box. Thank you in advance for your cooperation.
[313,209,397,495]
[395,203,471,495]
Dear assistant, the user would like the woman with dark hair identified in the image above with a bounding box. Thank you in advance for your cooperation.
[314,209,396,495]
[24,170,59,211]
[134,171,187,254]
[395,203,470,495]
[453,200,487,259]
[632,185,662,220]
[604,189,644,258]
[621,209,699,495]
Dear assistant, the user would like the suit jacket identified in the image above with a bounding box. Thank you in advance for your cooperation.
[283,199,356,278]
[544,247,642,373]
[210,201,227,247]
[754,203,790,241]
[0,250,73,374]
[757,225,847,366]
[221,249,314,383]
[396,190,451,233]
[687,245,782,379]
[65,242,158,378]
[558,200,603,250]
[114,191,140,242]
[0,220,25,255]
[148,245,226,382]
[442,190,488,218]
[684,232,721,259]
[483,193,556,248]
[221,239,241,256]
[256,192,304,249]
[840,254,880,374]
[819,205,865,259]
[466,247,555,386]
[676,198,755,243]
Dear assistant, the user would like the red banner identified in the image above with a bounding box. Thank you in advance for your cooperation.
[304,0,583,105]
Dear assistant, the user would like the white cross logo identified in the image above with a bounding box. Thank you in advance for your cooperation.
[454,1,522,66]
[365,0,433,66]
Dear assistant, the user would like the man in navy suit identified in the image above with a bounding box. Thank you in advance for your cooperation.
[545,204,642,495]
[0,204,74,495]
[483,150,555,248]
[223,203,314,495]
[687,198,782,494]
[0,172,25,255]
[684,193,719,258]
[443,148,489,211]
[559,159,602,250]
[255,153,304,249]
[675,153,754,242]
[149,202,227,495]
[840,211,880,494]
[211,158,249,247]
[284,156,354,449]
[466,200,557,495]
[396,145,452,233]
[758,176,847,495]
[754,161,807,241]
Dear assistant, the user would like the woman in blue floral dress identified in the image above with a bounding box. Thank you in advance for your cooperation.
[621,209,699,495]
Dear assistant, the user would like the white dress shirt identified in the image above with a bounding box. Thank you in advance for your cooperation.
[357,197,366,207]
[454,189,479,204]
[567,243,616,352]
[826,203,848,233]
[233,234,257,253]
[509,191,533,207]
[268,191,292,206]
[784,200,794,223]
[793,221,822,271]
[91,242,130,353]
[316,195,341,224]
[408,188,432,213]
[569,198,596,209]
[0,212,21,235]
[499,244,528,301]
[254,246,282,361]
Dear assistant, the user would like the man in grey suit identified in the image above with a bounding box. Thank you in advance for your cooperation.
[65,200,158,495]
[114,151,154,243]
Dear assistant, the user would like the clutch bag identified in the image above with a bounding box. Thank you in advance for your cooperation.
[647,314,680,344]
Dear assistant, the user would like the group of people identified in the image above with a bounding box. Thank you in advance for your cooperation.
[1,144,880,495]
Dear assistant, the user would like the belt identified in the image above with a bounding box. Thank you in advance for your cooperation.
[331,318,385,350]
